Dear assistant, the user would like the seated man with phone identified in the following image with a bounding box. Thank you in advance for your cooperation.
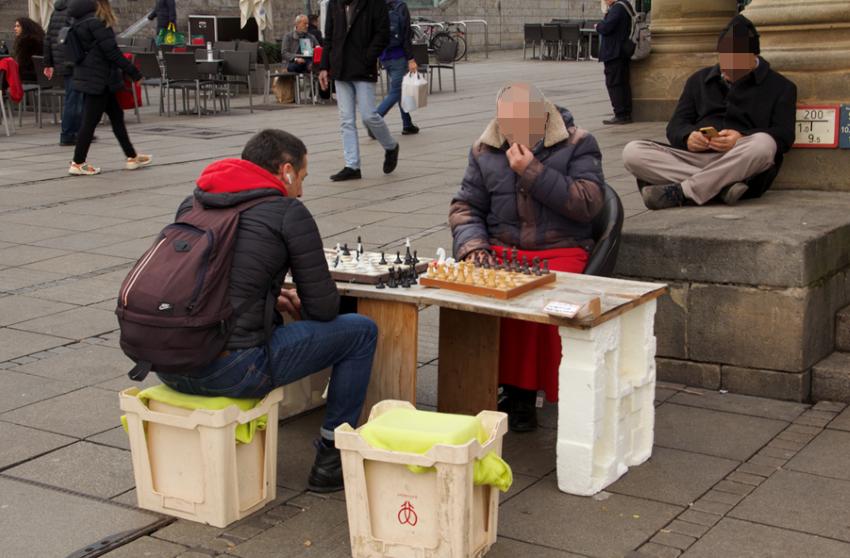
[621,15,797,210]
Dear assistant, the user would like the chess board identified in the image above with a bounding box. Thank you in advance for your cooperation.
[325,249,431,285]
[419,262,556,299]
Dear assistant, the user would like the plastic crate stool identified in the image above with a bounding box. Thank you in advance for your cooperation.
[335,400,511,558]
[120,385,284,528]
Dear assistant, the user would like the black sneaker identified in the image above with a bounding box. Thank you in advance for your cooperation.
[383,143,400,174]
[307,439,344,493]
[330,167,362,182]
[402,125,419,135]
[603,115,632,125]
[59,140,75,146]
[640,183,686,210]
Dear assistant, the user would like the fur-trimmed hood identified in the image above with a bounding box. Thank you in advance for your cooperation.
[476,100,577,150]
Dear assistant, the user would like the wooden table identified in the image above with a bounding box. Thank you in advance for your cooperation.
[338,271,667,496]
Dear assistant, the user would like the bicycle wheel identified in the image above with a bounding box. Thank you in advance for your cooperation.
[430,31,452,54]
[453,34,467,61]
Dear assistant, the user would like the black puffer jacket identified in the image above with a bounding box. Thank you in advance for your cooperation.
[68,0,141,94]
[177,159,339,350]
[319,0,390,82]
[43,0,73,76]
[148,0,176,32]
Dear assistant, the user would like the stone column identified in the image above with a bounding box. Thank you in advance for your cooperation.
[631,0,738,121]
[745,0,850,191]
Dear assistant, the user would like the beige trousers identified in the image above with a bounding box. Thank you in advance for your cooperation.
[622,133,777,205]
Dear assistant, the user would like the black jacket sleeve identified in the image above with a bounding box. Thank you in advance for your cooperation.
[666,73,701,149]
[43,16,56,67]
[366,0,391,65]
[93,22,142,80]
[742,80,797,154]
[280,200,339,322]
[319,1,334,72]
[401,2,414,62]
[168,0,177,25]
[595,3,627,36]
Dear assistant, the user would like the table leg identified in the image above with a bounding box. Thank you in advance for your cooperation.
[555,299,657,496]
[357,299,419,422]
[437,308,500,415]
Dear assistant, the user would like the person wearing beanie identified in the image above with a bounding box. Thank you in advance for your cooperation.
[621,14,797,209]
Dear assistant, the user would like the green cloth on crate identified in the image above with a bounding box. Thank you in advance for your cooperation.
[120,384,268,444]
[359,407,513,492]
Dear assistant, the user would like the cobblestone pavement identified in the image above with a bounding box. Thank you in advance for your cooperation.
[1,51,849,557]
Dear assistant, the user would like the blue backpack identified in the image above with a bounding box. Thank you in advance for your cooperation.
[387,1,405,50]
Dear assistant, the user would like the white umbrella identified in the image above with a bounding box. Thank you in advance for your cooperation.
[28,0,54,28]
[240,0,273,41]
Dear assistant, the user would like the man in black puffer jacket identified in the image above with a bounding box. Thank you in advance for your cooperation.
[158,129,378,494]
[147,0,176,34]
[43,0,84,146]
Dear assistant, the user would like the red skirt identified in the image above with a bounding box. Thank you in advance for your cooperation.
[492,245,588,402]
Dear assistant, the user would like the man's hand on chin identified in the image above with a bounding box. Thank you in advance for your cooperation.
[506,143,534,175]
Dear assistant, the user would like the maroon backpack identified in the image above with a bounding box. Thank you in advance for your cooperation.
[116,196,275,381]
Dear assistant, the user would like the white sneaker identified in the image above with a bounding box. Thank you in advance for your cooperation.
[68,162,101,176]
[126,154,152,170]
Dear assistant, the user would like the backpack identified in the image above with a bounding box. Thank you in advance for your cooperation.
[386,1,406,51]
[116,196,276,381]
[617,0,651,61]
[58,18,88,64]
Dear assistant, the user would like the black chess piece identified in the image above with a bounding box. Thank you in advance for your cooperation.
[387,268,398,288]
[543,260,550,274]
[394,251,402,265]
[342,243,350,256]
[375,278,385,289]
[404,246,413,265]
[333,255,340,268]
[413,250,418,264]
[511,247,518,264]
[379,252,387,266]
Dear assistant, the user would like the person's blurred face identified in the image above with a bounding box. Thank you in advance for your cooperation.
[295,17,308,33]
[718,36,757,82]
[13,21,21,36]
[497,97,547,148]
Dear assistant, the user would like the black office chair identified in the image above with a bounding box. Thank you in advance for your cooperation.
[584,182,624,277]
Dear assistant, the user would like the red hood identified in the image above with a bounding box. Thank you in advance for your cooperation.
[196,159,288,196]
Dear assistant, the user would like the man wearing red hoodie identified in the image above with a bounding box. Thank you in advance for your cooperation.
[157,129,378,493]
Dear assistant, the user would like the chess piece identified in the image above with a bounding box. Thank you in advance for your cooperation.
[436,247,447,265]
[342,243,350,256]
[376,278,385,289]
[333,255,340,268]
[543,260,550,274]
[357,236,364,255]
[405,237,411,249]
[387,269,398,288]
[379,252,388,266]
[413,250,418,264]
[394,251,403,265]
[404,245,413,265]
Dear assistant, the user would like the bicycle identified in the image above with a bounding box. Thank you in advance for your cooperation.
[411,16,467,62]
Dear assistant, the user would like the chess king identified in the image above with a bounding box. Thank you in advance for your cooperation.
[449,83,605,432]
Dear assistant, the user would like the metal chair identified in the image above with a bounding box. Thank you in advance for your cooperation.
[429,38,458,93]
[221,50,253,113]
[584,182,624,277]
[0,70,16,136]
[134,52,164,114]
[31,56,65,126]
[161,52,214,117]
[259,47,313,105]
[558,24,581,61]
[523,24,543,60]
[541,24,562,60]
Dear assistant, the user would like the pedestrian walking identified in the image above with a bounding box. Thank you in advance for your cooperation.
[374,0,419,135]
[43,0,85,146]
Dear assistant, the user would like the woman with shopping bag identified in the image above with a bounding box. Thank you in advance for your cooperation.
[374,0,420,135]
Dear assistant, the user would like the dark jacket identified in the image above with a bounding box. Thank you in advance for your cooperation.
[595,1,631,63]
[14,35,43,82]
[449,103,605,261]
[282,30,318,63]
[319,0,390,82]
[148,0,177,32]
[308,24,323,46]
[379,0,414,63]
[43,0,73,76]
[177,159,339,350]
[68,0,142,94]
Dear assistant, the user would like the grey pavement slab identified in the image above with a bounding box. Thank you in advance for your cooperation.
[88,426,131,451]
[827,404,850,432]
[0,370,79,413]
[729,469,850,542]
[23,252,133,275]
[5,440,134,499]
[27,275,124,305]
[0,244,68,266]
[14,343,129,385]
[667,389,808,422]
[11,306,119,340]
[0,327,68,361]
[487,538,583,557]
[608,446,739,506]
[785,429,850,481]
[0,386,122,438]
[0,267,68,292]
[654,403,787,461]
[501,425,557,478]
[0,476,161,558]
[101,536,187,558]
[683,518,850,558]
[0,421,74,469]
[499,475,682,558]
[0,294,77,326]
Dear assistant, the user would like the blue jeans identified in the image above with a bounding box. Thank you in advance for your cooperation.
[377,57,413,129]
[335,80,397,169]
[61,77,83,143]
[158,314,378,438]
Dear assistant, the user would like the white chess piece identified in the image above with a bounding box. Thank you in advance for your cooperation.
[436,247,447,265]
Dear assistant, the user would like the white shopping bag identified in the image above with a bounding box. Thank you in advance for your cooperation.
[401,72,428,113]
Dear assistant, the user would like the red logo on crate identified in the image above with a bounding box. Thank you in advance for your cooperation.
[397,500,418,526]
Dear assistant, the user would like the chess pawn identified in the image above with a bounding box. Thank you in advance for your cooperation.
[394,251,403,265]
[486,270,496,288]
[379,252,388,266]
[543,260,550,274]
[342,243,350,256]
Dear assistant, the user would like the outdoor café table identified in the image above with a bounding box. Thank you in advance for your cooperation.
[333,271,667,496]
[580,28,598,60]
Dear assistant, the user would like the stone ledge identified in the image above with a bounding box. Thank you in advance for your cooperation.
[836,305,850,352]
[812,352,850,403]
[617,191,850,288]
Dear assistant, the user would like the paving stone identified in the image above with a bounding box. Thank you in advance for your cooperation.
[1,386,122,437]
[111,488,138,507]
[0,370,79,413]
[655,387,679,403]
[14,344,129,386]
[650,531,696,551]
[766,438,806,451]
[756,446,796,460]
[785,429,850,481]
[793,410,834,428]
[24,253,133,276]
[0,476,160,558]
[727,472,766,486]
[27,276,122,305]
[101,536,186,557]
[785,423,821,436]
[682,518,850,558]
[729,469,850,542]
[487,537,583,557]
[501,424,557,478]
[0,267,67,291]
[499,475,682,557]
[0,420,75,469]
[690,499,734,516]
[735,462,778,478]
[0,327,68,362]
[608,446,738,506]
[0,244,67,266]
[88,426,131,451]
[667,389,807,422]
[712,480,754,496]
[700,489,744,506]
[677,509,722,528]
[0,295,77,326]
[812,352,850,403]
[665,519,710,538]
[5,441,134,498]
[812,401,846,413]
[635,542,683,558]
[11,306,118,340]
[33,231,136,251]
[747,454,788,468]
[151,521,224,548]
[654,403,786,461]
[828,405,850,431]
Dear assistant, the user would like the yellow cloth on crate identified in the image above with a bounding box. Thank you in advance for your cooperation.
[359,407,513,492]
[120,384,268,444]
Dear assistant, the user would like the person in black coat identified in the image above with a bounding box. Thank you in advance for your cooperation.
[43,0,85,146]
[595,0,633,124]
[13,17,44,83]
[318,0,400,182]
[622,15,797,209]
[67,0,150,176]
[307,13,323,46]
[147,0,176,34]
[158,129,378,493]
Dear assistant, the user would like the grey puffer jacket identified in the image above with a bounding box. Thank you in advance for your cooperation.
[450,102,605,260]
